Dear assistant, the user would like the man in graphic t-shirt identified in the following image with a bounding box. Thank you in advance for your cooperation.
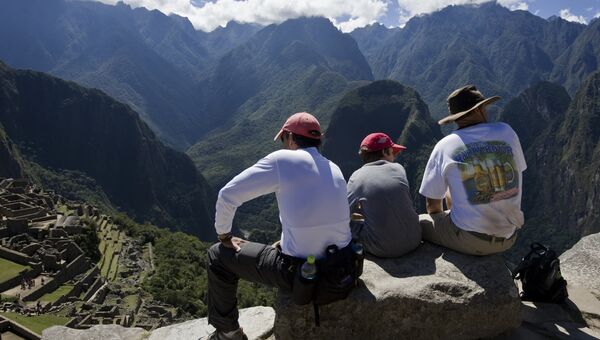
[419,85,527,255]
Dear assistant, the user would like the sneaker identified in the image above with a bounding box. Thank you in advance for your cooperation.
[207,327,248,340]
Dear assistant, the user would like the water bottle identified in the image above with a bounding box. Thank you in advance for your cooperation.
[351,242,364,278]
[301,255,317,280]
[292,255,317,305]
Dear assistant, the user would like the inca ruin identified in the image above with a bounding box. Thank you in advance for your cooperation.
[0,179,183,339]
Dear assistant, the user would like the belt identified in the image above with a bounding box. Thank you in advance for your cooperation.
[466,230,516,243]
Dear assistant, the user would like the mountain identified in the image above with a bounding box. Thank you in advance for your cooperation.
[187,17,373,237]
[0,125,24,179]
[189,17,373,188]
[350,23,400,66]
[499,75,600,256]
[199,20,263,57]
[499,81,571,151]
[0,0,256,148]
[551,19,600,94]
[545,71,600,238]
[322,80,442,210]
[0,61,215,239]
[363,3,585,119]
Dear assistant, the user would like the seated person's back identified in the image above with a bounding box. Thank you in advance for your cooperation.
[348,133,421,257]
[419,85,526,256]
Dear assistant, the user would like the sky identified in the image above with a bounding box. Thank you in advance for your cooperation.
[95,0,600,32]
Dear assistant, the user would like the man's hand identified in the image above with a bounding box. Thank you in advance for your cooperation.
[218,233,247,252]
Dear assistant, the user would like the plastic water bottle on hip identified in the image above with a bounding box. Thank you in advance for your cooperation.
[301,255,318,280]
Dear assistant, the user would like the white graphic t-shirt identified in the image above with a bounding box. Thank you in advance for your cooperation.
[419,122,527,238]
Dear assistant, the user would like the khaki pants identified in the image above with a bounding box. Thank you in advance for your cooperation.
[418,211,516,256]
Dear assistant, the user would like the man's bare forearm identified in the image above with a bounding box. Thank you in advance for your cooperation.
[426,198,444,214]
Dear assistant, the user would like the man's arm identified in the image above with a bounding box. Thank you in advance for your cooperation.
[426,197,444,214]
[444,188,452,210]
[215,155,279,247]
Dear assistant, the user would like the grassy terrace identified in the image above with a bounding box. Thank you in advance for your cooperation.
[0,258,30,284]
[97,219,123,281]
[0,312,70,336]
[37,284,75,303]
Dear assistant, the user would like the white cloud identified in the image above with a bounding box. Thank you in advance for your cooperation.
[395,0,528,26]
[595,12,600,19]
[96,0,388,32]
[559,8,587,24]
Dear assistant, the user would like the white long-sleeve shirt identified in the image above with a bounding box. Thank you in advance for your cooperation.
[215,147,351,259]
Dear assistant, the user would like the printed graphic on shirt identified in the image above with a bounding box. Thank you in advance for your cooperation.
[452,141,519,205]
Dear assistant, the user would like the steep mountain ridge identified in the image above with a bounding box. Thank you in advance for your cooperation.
[358,3,585,118]
[0,61,215,239]
[0,0,257,148]
[323,80,442,211]
[189,17,373,188]
[551,18,600,94]
[499,75,600,255]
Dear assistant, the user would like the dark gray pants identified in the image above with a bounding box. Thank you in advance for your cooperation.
[207,242,294,332]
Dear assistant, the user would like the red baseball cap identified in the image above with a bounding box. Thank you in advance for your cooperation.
[274,112,322,141]
[360,132,406,154]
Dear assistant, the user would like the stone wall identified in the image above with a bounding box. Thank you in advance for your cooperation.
[0,246,35,266]
[23,277,60,302]
[23,255,89,302]
[82,276,104,302]
[0,266,41,292]
[0,316,41,340]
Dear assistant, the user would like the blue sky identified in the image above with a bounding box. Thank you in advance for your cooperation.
[95,0,600,32]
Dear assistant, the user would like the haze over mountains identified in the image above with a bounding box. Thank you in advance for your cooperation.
[0,61,215,239]
[0,0,260,148]
[0,0,599,251]
[352,2,589,118]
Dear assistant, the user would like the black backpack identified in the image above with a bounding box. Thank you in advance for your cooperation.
[512,243,568,303]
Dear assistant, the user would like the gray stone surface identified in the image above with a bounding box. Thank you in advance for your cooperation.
[560,232,600,298]
[565,285,600,332]
[42,306,275,340]
[148,306,275,340]
[274,242,521,340]
[42,325,148,340]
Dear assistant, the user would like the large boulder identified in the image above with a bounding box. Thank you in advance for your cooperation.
[148,306,275,340]
[42,325,148,340]
[560,232,600,298]
[42,306,275,340]
[274,242,521,339]
[559,232,600,332]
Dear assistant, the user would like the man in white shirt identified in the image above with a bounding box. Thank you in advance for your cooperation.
[419,85,527,256]
[207,112,351,340]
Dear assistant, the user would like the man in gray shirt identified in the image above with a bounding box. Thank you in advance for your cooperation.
[347,132,421,258]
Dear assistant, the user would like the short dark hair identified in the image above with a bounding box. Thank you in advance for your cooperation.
[359,148,391,164]
[291,132,321,149]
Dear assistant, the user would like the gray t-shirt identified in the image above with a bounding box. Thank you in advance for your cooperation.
[347,160,421,257]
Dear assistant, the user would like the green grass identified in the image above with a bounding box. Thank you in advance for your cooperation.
[123,294,138,311]
[56,205,75,216]
[0,258,30,284]
[37,284,75,303]
[0,312,70,335]
[100,247,114,278]
[108,254,119,281]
